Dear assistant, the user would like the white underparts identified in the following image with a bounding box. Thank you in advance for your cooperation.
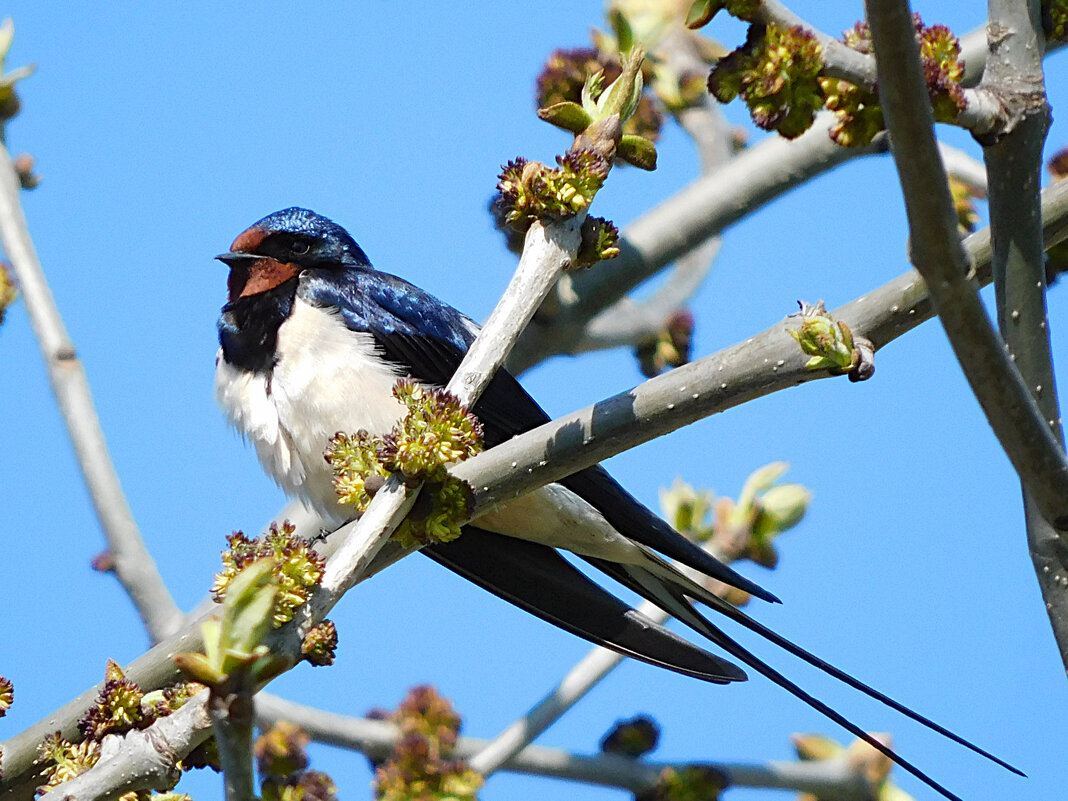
[216,299,651,564]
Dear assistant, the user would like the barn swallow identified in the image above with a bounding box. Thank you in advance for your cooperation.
[215,207,1017,799]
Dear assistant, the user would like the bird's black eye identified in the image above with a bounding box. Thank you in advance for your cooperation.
[290,239,311,255]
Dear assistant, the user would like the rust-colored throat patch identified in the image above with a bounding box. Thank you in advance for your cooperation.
[228,257,300,300]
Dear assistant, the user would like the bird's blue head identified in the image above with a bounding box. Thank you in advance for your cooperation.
[217,207,371,300]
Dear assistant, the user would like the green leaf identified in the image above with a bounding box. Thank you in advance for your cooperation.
[221,559,278,657]
[609,8,635,54]
[617,135,658,170]
[685,0,718,29]
[537,101,593,134]
[173,652,223,687]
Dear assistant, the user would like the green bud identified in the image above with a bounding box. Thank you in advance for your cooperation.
[752,483,811,539]
[659,478,715,542]
[609,7,635,55]
[222,558,279,657]
[685,0,718,30]
[617,133,658,170]
[792,732,845,761]
[595,46,646,125]
[787,300,857,373]
[178,560,281,689]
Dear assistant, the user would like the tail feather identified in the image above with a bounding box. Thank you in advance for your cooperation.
[422,527,747,684]
[618,550,1024,777]
[588,557,972,801]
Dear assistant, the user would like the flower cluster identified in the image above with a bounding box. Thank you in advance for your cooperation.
[36,734,102,795]
[0,262,16,326]
[372,686,483,801]
[211,522,325,628]
[820,23,884,146]
[37,662,215,796]
[78,660,148,740]
[827,17,965,146]
[1044,1,1068,42]
[381,381,485,482]
[919,21,967,123]
[708,23,826,140]
[325,429,389,510]
[576,215,621,268]
[635,309,694,377]
[301,620,339,667]
[600,714,660,758]
[0,674,11,716]
[787,299,859,374]
[494,149,612,232]
[257,722,338,801]
[640,765,726,801]
[327,381,483,547]
[707,13,966,146]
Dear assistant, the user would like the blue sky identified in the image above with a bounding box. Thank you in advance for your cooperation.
[3,3,1067,800]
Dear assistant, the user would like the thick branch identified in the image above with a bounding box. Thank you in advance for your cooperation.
[458,178,1068,516]
[38,697,209,801]
[980,0,1068,670]
[864,0,1068,533]
[0,143,182,642]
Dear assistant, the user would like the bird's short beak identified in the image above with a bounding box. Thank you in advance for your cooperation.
[216,251,262,266]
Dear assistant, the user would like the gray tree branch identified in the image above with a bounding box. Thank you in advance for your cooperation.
[5,176,1067,801]
[980,0,1068,670]
[255,694,877,800]
[864,0,1068,536]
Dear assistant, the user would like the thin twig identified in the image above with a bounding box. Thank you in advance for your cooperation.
[468,538,731,776]
[508,114,882,372]
[254,694,876,800]
[0,143,183,642]
[864,0,1068,533]
[209,679,257,801]
[574,39,730,356]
